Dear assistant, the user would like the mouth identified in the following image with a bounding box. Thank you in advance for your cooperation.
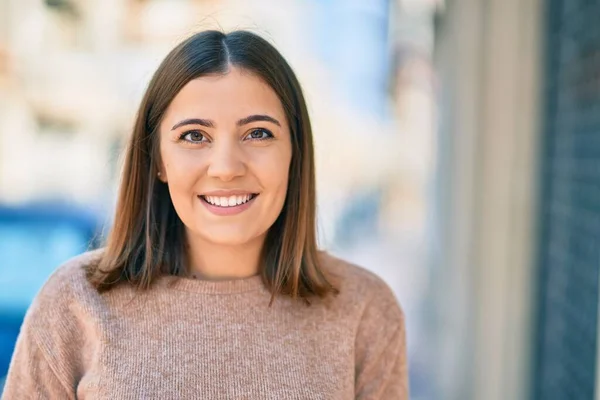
[198,193,259,208]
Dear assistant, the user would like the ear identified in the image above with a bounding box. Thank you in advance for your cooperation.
[155,136,167,183]
[155,140,167,183]
[156,165,167,183]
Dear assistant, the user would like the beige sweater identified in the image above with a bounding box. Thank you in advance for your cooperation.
[2,250,408,399]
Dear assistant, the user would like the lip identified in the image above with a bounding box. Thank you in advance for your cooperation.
[198,193,258,216]
[200,189,258,196]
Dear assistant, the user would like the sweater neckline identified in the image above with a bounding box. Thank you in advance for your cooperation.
[156,273,264,294]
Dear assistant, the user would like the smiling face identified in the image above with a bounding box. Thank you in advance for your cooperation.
[158,67,292,247]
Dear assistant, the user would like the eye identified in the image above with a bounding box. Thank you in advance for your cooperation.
[245,128,273,141]
[180,130,207,143]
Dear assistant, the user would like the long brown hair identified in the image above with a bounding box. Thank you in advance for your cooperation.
[86,30,339,304]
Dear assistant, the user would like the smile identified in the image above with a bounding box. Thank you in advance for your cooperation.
[199,193,258,208]
[198,193,259,216]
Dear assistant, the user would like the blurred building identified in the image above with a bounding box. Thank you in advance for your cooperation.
[432,0,600,399]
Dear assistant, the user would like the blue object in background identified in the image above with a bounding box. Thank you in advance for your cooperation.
[0,202,100,385]
[334,187,383,249]
[309,0,391,119]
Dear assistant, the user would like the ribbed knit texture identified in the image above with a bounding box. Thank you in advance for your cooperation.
[2,249,408,399]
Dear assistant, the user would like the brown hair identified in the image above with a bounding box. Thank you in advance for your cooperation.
[86,30,339,304]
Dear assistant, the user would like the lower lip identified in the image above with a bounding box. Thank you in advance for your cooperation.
[199,195,258,216]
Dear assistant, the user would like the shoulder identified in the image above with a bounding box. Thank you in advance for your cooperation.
[24,249,105,338]
[31,248,104,304]
[8,249,107,391]
[317,251,405,328]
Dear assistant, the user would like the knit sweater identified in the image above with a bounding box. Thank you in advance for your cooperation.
[2,249,408,399]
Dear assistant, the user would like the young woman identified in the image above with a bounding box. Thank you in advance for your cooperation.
[3,30,408,399]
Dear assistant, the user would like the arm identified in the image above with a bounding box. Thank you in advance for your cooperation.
[355,281,409,399]
[2,263,85,400]
[2,321,74,399]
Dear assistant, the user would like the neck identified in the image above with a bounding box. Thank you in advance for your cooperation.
[185,232,265,281]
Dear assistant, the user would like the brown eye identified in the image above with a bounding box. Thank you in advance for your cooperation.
[181,131,206,143]
[246,128,273,140]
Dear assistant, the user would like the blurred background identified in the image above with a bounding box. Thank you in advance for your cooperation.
[0,0,598,399]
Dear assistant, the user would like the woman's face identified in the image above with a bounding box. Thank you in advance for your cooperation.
[158,67,292,246]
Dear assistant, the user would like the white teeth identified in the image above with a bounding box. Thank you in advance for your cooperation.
[203,194,254,207]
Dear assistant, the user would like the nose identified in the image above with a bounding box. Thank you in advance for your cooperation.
[206,138,246,181]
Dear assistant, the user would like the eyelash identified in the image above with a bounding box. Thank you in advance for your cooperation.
[245,128,275,141]
[178,128,275,144]
[178,130,206,143]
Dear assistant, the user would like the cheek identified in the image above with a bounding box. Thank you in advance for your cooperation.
[161,148,206,210]
[162,146,204,182]
[252,147,291,193]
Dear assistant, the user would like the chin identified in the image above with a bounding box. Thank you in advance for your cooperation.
[197,230,262,247]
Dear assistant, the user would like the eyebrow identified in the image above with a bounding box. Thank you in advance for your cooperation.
[171,114,281,130]
[171,118,214,130]
[236,114,281,127]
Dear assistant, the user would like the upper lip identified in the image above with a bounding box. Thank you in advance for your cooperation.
[199,190,258,196]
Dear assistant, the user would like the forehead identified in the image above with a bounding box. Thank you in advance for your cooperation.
[164,67,286,123]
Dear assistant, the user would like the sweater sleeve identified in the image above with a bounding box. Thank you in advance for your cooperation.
[2,262,86,400]
[2,321,74,399]
[354,277,409,400]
